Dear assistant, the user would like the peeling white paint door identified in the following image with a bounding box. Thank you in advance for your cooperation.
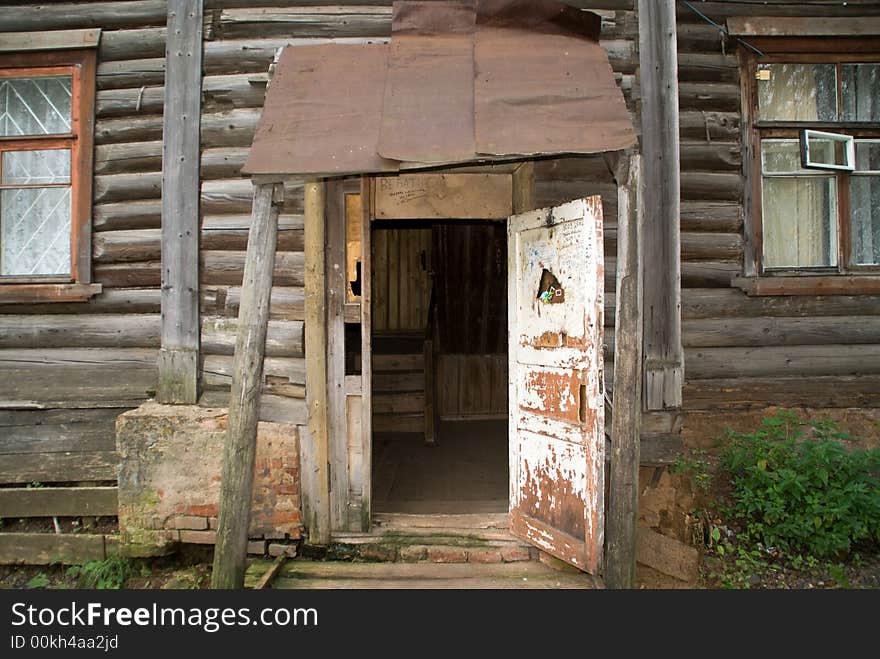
[508,197,605,573]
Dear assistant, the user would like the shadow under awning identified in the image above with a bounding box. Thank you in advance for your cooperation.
[243,0,637,178]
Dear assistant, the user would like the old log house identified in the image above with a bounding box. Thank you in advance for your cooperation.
[0,1,877,588]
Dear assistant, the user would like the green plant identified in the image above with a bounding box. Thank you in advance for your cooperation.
[26,573,51,589]
[718,410,880,559]
[67,555,134,590]
[672,448,713,492]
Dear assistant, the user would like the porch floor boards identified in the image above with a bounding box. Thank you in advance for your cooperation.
[272,560,600,589]
[373,419,508,514]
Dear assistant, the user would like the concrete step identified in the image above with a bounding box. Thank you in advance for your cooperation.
[273,559,601,589]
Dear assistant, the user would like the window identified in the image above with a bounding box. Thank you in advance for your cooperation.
[742,46,880,288]
[0,45,98,302]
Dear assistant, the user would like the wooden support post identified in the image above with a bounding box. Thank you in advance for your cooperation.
[303,181,331,546]
[359,176,373,532]
[325,181,348,531]
[212,182,282,589]
[638,0,683,410]
[158,0,202,404]
[606,154,644,590]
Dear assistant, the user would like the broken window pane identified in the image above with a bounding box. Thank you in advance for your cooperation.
[851,175,880,265]
[842,64,880,122]
[757,63,837,122]
[0,75,72,136]
[762,176,837,268]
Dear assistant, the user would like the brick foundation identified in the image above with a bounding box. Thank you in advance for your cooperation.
[116,402,303,557]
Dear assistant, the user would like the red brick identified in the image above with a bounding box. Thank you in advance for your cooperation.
[359,545,397,562]
[426,546,468,563]
[500,546,532,563]
[171,515,208,531]
[184,504,218,517]
[179,530,217,545]
[268,510,302,525]
[467,549,504,563]
[275,485,298,495]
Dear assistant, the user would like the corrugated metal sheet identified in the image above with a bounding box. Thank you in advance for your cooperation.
[243,0,636,177]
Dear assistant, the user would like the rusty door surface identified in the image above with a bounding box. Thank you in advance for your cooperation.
[508,197,605,573]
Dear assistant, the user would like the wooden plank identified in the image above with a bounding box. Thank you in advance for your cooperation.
[636,527,699,582]
[372,413,424,434]
[372,228,388,332]
[0,533,118,566]
[359,176,373,533]
[388,230,400,331]
[0,452,118,485]
[159,0,203,405]
[512,161,535,214]
[212,182,282,589]
[0,487,117,518]
[606,154,643,590]
[639,0,682,411]
[374,174,513,220]
[0,28,101,52]
[424,339,435,445]
[346,394,364,529]
[0,348,157,408]
[303,180,331,546]
[325,181,349,531]
[0,418,117,455]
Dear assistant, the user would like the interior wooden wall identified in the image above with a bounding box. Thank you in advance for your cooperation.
[371,227,431,334]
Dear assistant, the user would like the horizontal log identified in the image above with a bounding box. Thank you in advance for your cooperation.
[0,487,118,518]
[1,289,161,315]
[97,57,165,91]
[202,73,267,111]
[0,408,123,427]
[93,229,160,263]
[680,142,741,172]
[202,214,303,251]
[683,375,880,411]
[198,390,306,425]
[202,286,305,321]
[677,2,880,19]
[686,344,880,379]
[682,287,880,320]
[96,85,165,117]
[216,7,392,40]
[677,53,738,83]
[200,147,250,179]
[94,261,160,288]
[202,354,305,386]
[0,314,160,349]
[1,418,117,455]
[98,26,167,61]
[680,261,741,288]
[0,348,157,408]
[681,232,743,261]
[679,201,742,233]
[202,36,390,75]
[201,317,303,357]
[95,114,163,145]
[680,111,739,141]
[94,140,163,175]
[201,108,260,148]
[0,1,166,32]
[0,452,118,485]
[94,172,162,205]
[201,250,304,286]
[94,199,161,230]
[678,82,740,112]
[681,172,743,202]
[684,315,880,348]
[201,178,303,215]
[676,22,727,53]
[0,532,118,565]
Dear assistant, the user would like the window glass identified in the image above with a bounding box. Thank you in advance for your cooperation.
[757,63,837,121]
[2,149,71,185]
[762,139,807,173]
[1,187,71,275]
[854,140,880,173]
[842,64,880,122]
[0,75,72,137]
[762,176,837,268]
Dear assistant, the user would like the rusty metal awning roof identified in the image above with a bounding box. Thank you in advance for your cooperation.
[243,0,637,178]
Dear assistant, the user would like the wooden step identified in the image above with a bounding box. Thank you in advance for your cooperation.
[273,560,600,589]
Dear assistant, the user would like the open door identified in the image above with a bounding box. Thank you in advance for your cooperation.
[508,197,605,573]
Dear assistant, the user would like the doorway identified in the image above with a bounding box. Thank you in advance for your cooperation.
[370,220,509,514]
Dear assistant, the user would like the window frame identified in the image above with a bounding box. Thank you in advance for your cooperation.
[739,38,880,293]
[0,47,98,301]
